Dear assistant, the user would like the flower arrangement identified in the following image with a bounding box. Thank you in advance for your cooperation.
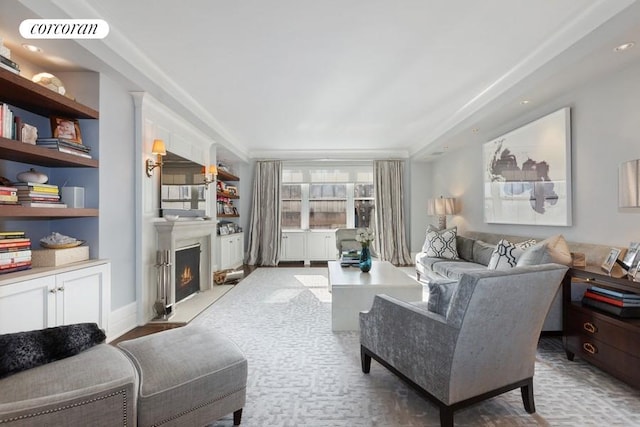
[355,227,375,248]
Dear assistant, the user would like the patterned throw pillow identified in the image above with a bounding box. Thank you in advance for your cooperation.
[487,239,537,270]
[422,226,458,259]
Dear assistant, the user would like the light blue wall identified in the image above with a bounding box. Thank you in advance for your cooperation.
[411,59,640,249]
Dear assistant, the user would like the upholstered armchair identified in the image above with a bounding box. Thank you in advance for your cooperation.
[335,228,360,254]
[359,263,568,427]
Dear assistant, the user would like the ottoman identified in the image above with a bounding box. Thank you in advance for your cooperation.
[118,325,247,426]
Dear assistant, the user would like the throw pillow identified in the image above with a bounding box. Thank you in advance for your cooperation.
[456,235,475,261]
[427,281,457,316]
[516,235,572,266]
[422,226,458,259]
[472,240,496,266]
[488,239,523,270]
[0,323,106,379]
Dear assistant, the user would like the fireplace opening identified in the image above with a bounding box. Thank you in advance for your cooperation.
[175,243,201,303]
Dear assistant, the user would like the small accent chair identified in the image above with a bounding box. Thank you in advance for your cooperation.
[359,263,568,427]
[335,228,360,255]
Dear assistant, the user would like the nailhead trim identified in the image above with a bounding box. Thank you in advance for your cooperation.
[0,388,129,425]
[152,386,246,426]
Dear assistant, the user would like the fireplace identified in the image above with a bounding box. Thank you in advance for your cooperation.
[175,244,201,303]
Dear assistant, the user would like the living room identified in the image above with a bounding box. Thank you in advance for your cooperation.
[1,1,640,425]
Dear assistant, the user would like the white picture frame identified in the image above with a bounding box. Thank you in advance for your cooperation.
[601,248,621,274]
[622,242,640,270]
[483,107,571,226]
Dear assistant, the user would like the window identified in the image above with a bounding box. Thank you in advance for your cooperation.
[281,163,374,230]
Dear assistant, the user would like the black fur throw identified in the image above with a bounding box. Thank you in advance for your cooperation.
[0,323,106,379]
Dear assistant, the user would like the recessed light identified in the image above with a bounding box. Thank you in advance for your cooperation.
[22,43,43,53]
[520,100,530,105]
[614,42,635,52]
[471,128,479,133]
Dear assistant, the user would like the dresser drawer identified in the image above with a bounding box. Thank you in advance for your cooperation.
[567,305,640,355]
[565,333,640,388]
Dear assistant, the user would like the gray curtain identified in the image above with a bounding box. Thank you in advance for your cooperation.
[374,160,412,265]
[246,160,282,266]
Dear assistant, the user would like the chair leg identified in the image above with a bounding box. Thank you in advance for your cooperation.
[521,379,535,414]
[439,407,454,427]
[233,408,243,425]
[361,346,371,373]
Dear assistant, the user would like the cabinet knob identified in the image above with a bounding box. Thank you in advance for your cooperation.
[57,287,65,292]
[582,342,598,355]
[583,322,597,334]
[49,288,57,294]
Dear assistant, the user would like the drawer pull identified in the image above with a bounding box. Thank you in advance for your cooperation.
[583,322,597,334]
[583,342,598,355]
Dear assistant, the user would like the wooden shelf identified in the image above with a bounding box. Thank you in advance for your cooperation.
[217,169,239,181]
[0,206,99,218]
[0,68,99,119]
[216,191,239,199]
[0,137,98,168]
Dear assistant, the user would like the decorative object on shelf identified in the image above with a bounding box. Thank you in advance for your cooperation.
[40,232,83,249]
[164,215,179,221]
[427,196,456,230]
[16,168,48,184]
[146,139,166,177]
[621,242,640,271]
[619,159,640,207]
[355,227,374,272]
[483,107,572,226]
[21,123,37,144]
[202,164,217,189]
[601,248,621,274]
[32,72,65,95]
[50,116,82,144]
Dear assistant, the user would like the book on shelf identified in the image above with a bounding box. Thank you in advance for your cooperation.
[0,61,19,74]
[0,255,31,266]
[584,290,640,307]
[0,55,19,71]
[0,231,25,239]
[14,183,59,194]
[0,263,32,274]
[0,185,17,194]
[36,137,90,151]
[589,285,640,300]
[582,296,640,317]
[0,249,31,260]
[0,240,30,249]
[20,201,67,208]
[0,194,18,203]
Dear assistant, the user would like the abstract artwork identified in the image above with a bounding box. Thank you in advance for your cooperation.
[483,107,572,226]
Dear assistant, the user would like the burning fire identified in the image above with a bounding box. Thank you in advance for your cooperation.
[180,266,193,287]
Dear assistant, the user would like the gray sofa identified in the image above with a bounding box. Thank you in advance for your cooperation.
[0,325,247,426]
[414,231,575,332]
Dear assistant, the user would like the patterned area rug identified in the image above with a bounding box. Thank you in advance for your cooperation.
[193,267,640,426]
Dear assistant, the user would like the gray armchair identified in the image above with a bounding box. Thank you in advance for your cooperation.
[359,263,568,427]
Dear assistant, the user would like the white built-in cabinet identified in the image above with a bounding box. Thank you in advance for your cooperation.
[218,232,244,270]
[280,230,337,264]
[0,261,110,334]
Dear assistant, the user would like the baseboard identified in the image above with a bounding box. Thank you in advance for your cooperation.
[107,302,138,342]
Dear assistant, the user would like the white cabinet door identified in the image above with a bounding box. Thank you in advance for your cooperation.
[280,232,306,261]
[233,233,244,267]
[0,263,110,335]
[56,263,110,330]
[0,276,56,334]
[219,235,233,270]
[307,232,338,261]
[218,233,244,270]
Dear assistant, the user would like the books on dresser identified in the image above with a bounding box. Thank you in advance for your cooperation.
[582,284,640,317]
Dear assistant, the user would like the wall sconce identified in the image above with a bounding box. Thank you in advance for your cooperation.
[427,196,457,230]
[619,159,640,207]
[145,139,166,177]
[202,165,217,190]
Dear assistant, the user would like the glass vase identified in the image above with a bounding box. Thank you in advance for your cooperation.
[359,246,372,272]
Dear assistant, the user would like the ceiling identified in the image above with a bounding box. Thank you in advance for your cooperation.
[1,0,640,162]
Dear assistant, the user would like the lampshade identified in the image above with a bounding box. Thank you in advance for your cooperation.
[151,139,166,156]
[619,159,640,207]
[427,197,456,216]
[208,165,218,176]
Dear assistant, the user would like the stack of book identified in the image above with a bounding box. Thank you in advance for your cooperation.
[340,250,361,267]
[36,138,92,159]
[0,185,18,205]
[0,231,32,274]
[582,285,640,318]
[14,182,67,208]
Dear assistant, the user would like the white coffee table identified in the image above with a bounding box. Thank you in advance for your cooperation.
[328,260,423,331]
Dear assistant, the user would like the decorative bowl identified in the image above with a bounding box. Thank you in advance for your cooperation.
[40,240,85,249]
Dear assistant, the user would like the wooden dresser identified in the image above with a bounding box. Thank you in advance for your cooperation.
[563,266,640,388]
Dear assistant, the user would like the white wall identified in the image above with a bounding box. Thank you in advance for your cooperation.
[411,59,640,250]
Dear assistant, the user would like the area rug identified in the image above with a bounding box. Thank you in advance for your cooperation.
[193,267,640,426]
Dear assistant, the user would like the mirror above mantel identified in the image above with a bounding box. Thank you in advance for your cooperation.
[160,152,208,217]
